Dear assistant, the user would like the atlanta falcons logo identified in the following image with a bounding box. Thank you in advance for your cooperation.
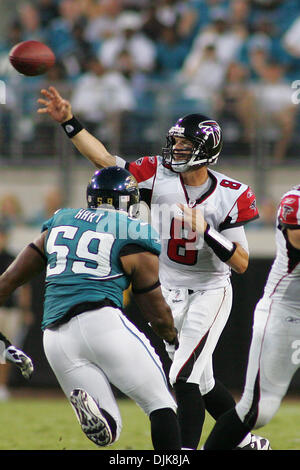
[281,204,294,220]
[199,121,221,148]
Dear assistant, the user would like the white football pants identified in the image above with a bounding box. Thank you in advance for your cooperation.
[236,297,300,429]
[43,307,177,441]
[162,283,232,394]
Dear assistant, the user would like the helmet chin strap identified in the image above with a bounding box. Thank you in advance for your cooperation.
[171,161,189,173]
[164,139,217,172]
[170,152,206,173]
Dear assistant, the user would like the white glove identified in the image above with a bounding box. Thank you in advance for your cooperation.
[164,341,176,361]
[4,346,34,380]
[164,331,179,361]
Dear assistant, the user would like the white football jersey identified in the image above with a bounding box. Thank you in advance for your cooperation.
[263,185,300,309]
[117,156,259,290]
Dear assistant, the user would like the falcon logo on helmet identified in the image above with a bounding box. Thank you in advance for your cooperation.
[281,204,294,221]
[162,114,223,173]
[200,121,222,148]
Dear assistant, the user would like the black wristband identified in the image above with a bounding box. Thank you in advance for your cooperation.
[61,116,83,138]
[204,224,237,262]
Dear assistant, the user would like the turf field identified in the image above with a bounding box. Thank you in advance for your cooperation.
[0,392,299,451]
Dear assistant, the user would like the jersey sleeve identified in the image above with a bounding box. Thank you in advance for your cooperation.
[221,225,249,253]
[278,194,300,229]
[115,156,158,207]
[125,156,158,189]
[219,186,259,230]
[41,216,54,233]
[41,209,64,232]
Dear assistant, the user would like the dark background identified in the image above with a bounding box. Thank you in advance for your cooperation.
[10,257,300,395]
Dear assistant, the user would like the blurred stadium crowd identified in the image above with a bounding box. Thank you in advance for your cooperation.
[0,0,300,162]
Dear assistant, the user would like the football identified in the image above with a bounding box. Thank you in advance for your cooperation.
[9,40,55,76]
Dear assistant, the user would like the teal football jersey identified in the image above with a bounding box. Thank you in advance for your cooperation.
[41,208,161,330]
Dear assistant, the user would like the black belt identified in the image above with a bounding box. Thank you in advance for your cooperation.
[46,298,118,329]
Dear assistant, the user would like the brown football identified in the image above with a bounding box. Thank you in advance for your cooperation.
[9,40,55,76]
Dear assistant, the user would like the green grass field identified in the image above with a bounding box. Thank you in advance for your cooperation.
[0,392,299,450]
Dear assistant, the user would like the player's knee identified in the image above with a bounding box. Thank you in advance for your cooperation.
[236,393,281,430]
[199,377,215,395]
[252,396,281,429]
[169,366,185,387]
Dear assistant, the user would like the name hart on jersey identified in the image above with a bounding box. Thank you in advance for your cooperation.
[74,208,105,223]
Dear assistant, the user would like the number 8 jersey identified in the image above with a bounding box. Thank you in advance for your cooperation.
[41,207,160,329]
[118,155,259,291]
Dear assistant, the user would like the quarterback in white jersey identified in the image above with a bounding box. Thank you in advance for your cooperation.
[121,155,258,291]
[204,186,300,450]
[37,86,269,451]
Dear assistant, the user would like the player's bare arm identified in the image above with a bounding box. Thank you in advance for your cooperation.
[37,86,115,169]
[0,232,47,306]
[178,203,248,274]
[223,244,248,273]
[287,228,300,250]
[120,251,178,344]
